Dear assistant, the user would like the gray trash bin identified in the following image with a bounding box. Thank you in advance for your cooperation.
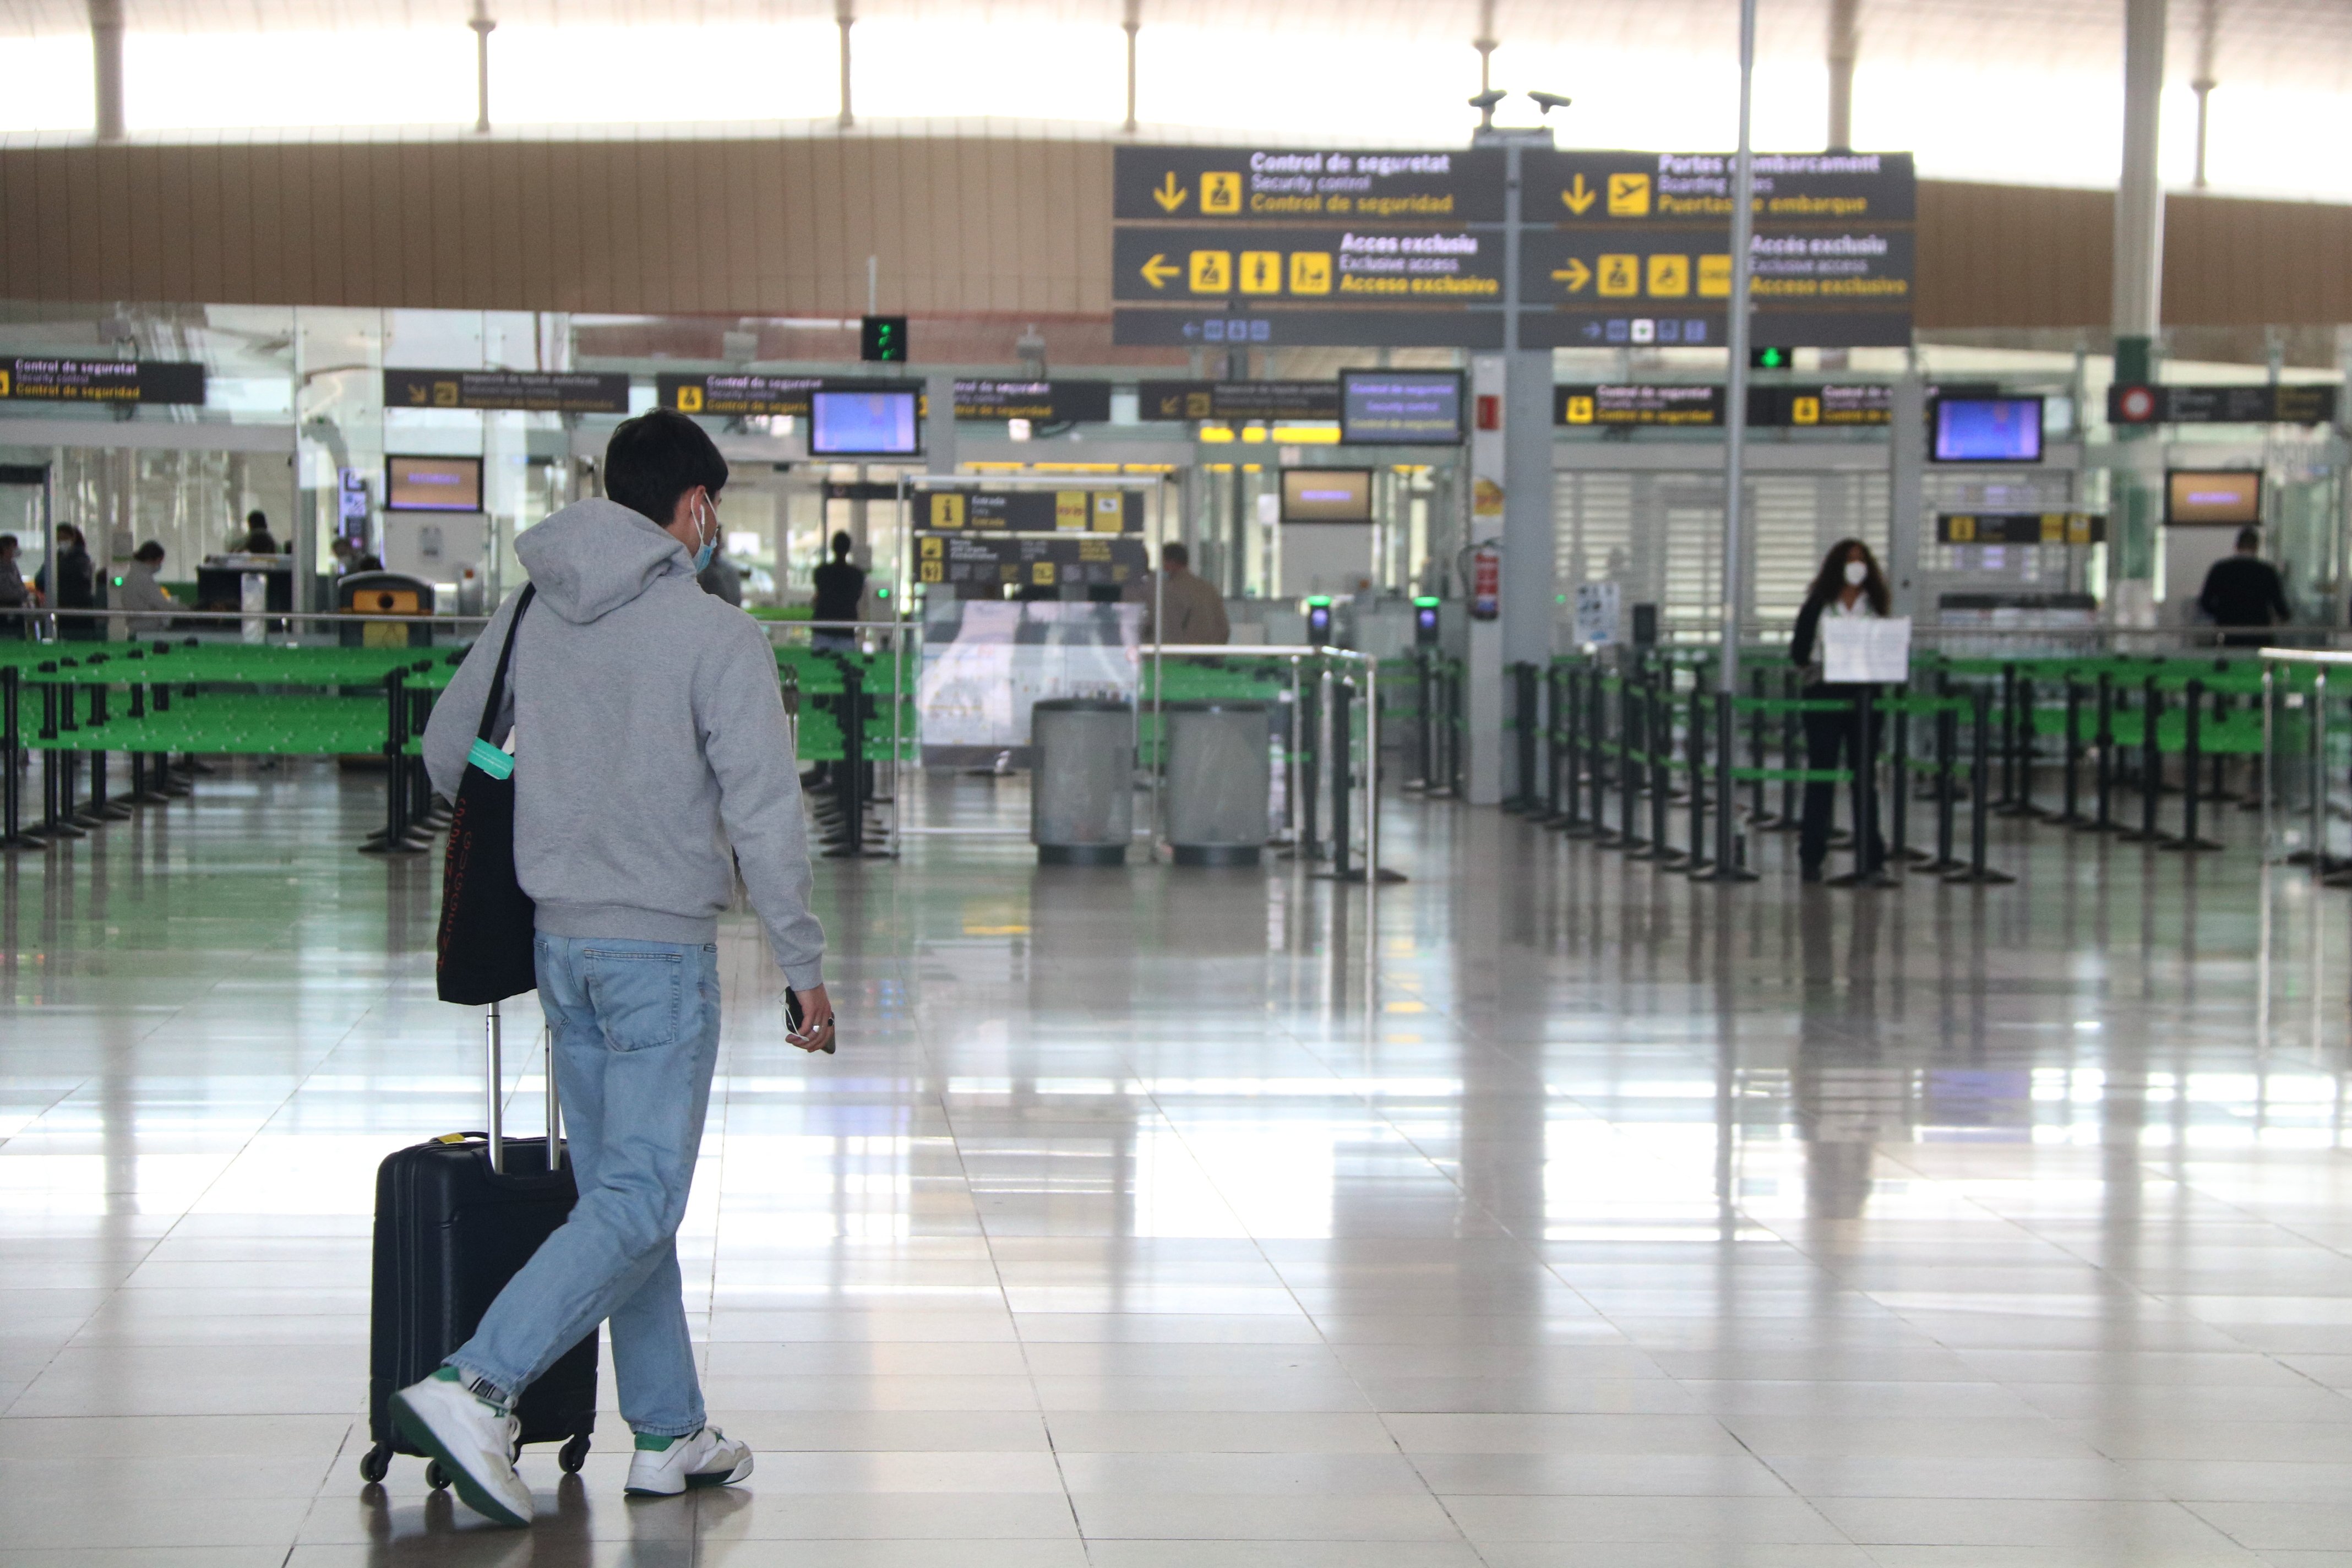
[1031,698,1134,865]
[1164,699,1270,866]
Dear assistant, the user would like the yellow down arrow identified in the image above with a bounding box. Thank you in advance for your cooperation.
[1140,253,1179,289]
[1561,174,1597,215]
[1152,172,1188,213]
[1551,257,1592,292]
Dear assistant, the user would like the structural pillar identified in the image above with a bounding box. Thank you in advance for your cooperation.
[1826,0,1858,151]
[836,0,856,129]
[470,2,496,135]
[1887,372,1926,618]
[89,0,124,143]
[1121,0,1141,135]
[2112,0,2168,601]
[1464,354,1507,806]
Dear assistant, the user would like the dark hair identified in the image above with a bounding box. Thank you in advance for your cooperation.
[1807,537,1890,616]
[2237,526,2263,552]
[606,409,727,527]
[246,510,267,529]
[831,531,853,559]
[1162,542,1189,569]
[0,533,15,553]
[134,540,165,563]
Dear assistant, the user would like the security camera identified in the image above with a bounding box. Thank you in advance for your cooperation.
[1527,90,1572,116]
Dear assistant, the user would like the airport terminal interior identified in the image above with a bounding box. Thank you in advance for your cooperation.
[13,0,2352,1562]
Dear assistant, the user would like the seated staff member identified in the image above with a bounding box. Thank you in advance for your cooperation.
[119,540,179,638]
[1788,538,1892,884]
[0,533,42,639]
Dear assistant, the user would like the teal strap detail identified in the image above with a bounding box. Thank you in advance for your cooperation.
[467,737,514,780]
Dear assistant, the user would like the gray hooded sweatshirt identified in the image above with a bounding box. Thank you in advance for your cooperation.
[422,498,824,988]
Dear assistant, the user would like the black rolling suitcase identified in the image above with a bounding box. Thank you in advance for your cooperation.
[358,1003,598,1487]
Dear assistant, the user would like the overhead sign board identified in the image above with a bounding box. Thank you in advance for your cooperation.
[951,380,1113,423]
[1554,382,1894,428]
[2108,383,2338,426]
[1938,512,2106,545]
[1136,380,1340,422]
[1555,384,1725,428]
[0,358,204,405]
[1339,369,1465,445]
[919,488,1144,535]
[658,373,825,417]
[1520,226,1913,349]
[1113,146,1503,224]
[913,531,1147,590]
[1526,151,1914,224]
[385,369,630,414]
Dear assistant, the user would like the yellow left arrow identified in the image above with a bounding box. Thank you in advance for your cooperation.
[1551,258,1592,292]
[1140,253,1179,289]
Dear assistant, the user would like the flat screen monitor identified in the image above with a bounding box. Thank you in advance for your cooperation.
[1339,369,1466,445]
[810,388,921,456]
[1931,396,2043,463]
[1281,469,1374,522]
[2167,469,2263,526]
[385,455,482,512]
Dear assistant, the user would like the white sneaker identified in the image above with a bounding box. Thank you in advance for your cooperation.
[624,1427,753,1496]
[390,1369,536,1527]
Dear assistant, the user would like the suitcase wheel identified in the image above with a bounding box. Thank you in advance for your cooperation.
[358,1442,391,1484]
[559,1433,591,1473]
[426,1460,452,1491]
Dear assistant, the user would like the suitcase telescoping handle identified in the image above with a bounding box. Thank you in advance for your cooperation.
[483,1001,561,1177]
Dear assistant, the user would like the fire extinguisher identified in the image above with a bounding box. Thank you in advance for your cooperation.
[1467,542,1501,622]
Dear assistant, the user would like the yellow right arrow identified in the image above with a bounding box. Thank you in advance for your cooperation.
[1562,174,1597,215]
[1550,258,1592,292]
[1152,172,1188,213]
[1140,253,1179,289]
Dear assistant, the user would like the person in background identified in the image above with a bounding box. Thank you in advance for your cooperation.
[119,540,178,638]
[331,535,385,575]
[698,545,744,607]
[39,524,97,641]
[809,531,864,652]
[1145,542,1228,646]
[1789,538,1892,884]
[2198,526,2292,647]
[239,510,279,553]
[0,533,42,638]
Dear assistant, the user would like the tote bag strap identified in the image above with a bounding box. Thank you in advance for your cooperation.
[475,584,536,744]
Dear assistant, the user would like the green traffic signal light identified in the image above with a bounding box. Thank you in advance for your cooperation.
[1750,346,1794,370]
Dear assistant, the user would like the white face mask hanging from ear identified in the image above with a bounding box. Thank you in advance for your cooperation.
[1844,560,1869,587]
[693,495,718,573]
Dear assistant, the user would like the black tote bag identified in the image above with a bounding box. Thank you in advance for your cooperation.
[436,585,538,1005]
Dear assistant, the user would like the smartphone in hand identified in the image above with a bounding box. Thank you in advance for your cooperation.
[786,987,835,1054]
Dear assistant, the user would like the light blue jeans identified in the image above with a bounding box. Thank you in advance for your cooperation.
[449,935,721,1439]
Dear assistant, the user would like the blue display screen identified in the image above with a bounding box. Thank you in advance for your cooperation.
[1932,398,2043,462]
[810,389,920,456]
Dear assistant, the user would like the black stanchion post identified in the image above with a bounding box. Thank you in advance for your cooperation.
[1945,685,2016,884]
[825,662,869,858]
[1635,673,1672,861]
[1,666,41,850]
[1681,683,1708,872]
[1559,663,1587,833]
[1413,650,1434,792]
[2059,675,2084,824]
[1695,690,1760,881]
[1328,678,1354,880]
[1542,663,1566,824]
[38,669,83,840]
[1928,694,1958,873]
[1746,667,1770,824]
[1996,662,2021,812]
[2090,671,2116,832]
[1619,668,1643,849]
[2163,677,2222,852]
[1505,661,1537,813]
[2120,676,2167,844]
[1773,667,1801,833]
[1300,671,1322,859]
[1888,692,1914,863]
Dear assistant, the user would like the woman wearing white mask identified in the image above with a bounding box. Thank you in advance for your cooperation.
[1789,538,1891,883]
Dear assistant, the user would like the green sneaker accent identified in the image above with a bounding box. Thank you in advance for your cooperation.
[431,1367,462,1384]
[635,1432,682,1452]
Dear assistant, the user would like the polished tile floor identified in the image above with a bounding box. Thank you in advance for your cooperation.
[4,758,2351,1567]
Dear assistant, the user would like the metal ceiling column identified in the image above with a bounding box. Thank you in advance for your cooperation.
[470,1,496,134]
[89,0,124,142]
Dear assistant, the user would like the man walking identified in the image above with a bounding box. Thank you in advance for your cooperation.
[1144,542,1229,645]
[402,408,834,1527]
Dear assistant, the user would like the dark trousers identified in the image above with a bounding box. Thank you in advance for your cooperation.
[1799,687,1885,874]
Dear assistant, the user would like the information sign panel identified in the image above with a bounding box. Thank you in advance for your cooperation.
[912,531,1148,590]
[1136,380,1341,422]
[657,373,825,417]
[0,358,204,405]
[951,380,1113,423]
[384,369,630,414]
[1521,227,1913,349]
[1526,150,1915,224]
[1555,384,1725,428]
[1114,146,1504,224]
[2108,383,2338,426]
[1937,512,2106,545]
[920,489,1143,535]
[1339,369,1465,444]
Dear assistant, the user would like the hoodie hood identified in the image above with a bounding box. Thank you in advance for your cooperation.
[514,498,691,625]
